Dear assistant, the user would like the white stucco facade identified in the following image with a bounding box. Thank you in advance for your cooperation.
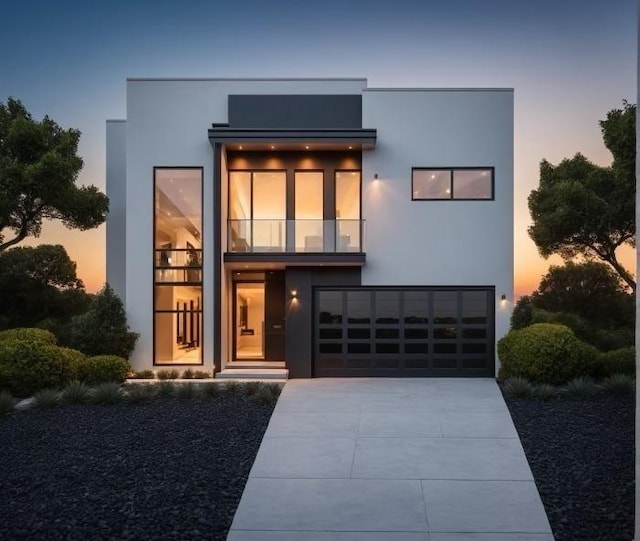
[106,78,513,377]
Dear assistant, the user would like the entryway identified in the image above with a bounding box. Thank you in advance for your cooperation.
[231,271,286,364]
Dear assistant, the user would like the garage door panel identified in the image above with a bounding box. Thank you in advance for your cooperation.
[314,287,494,377]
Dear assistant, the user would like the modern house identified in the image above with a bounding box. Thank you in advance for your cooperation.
[106,78,513,378]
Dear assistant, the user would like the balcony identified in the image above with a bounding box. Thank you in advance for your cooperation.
[228,220,365,254]
[154,249,203,283]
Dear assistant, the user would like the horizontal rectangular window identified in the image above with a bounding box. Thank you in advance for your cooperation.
[412,168,494,200]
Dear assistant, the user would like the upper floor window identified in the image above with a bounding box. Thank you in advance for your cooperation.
[412,168,494,200]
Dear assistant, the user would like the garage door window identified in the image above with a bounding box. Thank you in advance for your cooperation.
[315,287,494,376]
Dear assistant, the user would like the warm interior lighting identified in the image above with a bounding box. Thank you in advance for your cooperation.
[270,145,275,150]
[348,146,353,150]
[305,145,310,150]
[238,145,243,150]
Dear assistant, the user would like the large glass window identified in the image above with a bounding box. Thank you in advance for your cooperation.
[412,168,493,200]
[229,171,286,252]
[154,168,203,365]
[335,171,361,251]
[295,171,323,251]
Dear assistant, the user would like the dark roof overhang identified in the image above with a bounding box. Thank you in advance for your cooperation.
[208,127,376,151]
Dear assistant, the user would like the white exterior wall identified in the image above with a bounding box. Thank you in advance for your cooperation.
[361,89,514,369]
[105,120,127,302]
[123,79,367,370]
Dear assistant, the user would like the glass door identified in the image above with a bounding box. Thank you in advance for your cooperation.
[234,282,265,360]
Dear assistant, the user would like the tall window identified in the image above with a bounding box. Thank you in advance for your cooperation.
[412,168,494,200]
[154,168,203,365]
[229,171,286,252]
[335,171,361,252]
[295,171,323,251]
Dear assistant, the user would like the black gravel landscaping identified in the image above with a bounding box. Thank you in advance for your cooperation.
[504,391,634,541]
[0,394,276,541]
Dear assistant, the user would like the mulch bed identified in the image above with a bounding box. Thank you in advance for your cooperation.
[0,395,275,541]
[504,390,634,541]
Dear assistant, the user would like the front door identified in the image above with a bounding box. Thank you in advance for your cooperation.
[233,271,286,362]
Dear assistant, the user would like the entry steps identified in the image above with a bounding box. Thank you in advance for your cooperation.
[217,362,288,381]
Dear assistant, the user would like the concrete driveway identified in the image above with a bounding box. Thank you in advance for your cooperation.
[228,378,553,541]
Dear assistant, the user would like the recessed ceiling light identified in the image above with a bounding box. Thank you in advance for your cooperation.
[431,175,435,179]
[348,146,352,150]
[270,145,275,150]
[238,145,243,150]
[445,189,451,194]
[305,145,310,150]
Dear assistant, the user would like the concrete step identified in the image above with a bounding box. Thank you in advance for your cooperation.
[227,361,286,369]
[216,368,289,380]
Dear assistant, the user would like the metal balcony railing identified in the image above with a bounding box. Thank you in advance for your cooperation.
[228,219,364,253]
[154,248,202,283]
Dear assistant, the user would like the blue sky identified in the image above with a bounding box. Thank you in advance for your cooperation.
[0,0,636,294]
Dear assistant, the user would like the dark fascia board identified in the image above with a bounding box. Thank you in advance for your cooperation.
[208,128,377,149]
[223,252,366,266]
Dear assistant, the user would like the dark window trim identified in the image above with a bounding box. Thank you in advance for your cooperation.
[153,166,204,367]
[411,167,495,201]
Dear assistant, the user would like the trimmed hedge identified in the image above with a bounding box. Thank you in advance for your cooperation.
[498,323,598,385]
[77,355,130,386]
[0,339,76,397]
[0,328,57,345]
[599,347,635,377]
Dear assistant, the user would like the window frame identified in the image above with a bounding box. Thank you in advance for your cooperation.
[411,167,495,201]
[153,166,204,366]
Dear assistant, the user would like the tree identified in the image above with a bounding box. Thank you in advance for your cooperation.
[528,102,636,292]
[531,261,634,328]
[0,244,91,330]
[64,284,138,359]
[0,97,109,251]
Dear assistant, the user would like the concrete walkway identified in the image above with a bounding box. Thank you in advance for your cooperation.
[227,379,553,541]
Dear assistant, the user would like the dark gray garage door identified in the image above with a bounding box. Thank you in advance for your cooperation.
[314,287,495,377]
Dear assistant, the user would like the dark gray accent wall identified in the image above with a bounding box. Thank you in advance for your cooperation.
[285,267,361,378]
[229,95,362,129]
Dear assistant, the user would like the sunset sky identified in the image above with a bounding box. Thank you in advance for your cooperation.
[0,0,636,296]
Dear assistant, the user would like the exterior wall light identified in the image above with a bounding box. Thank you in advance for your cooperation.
[500,294,507,302]
[291,289,298,298]
[374,174,379,180]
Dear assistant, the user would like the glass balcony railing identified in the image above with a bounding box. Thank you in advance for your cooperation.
[228,219,364,253]
[154,248,202,283]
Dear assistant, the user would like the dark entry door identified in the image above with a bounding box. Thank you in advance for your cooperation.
[264,271,286,361]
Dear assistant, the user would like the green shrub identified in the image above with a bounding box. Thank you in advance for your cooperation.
[33,388,61,407]
[565,377,598,399]
[175,383,199,399]
[535,383,557,401]
[498,323,598,385]
[57,347,86,380]
[77,355,130,386]
[224,380,242,394]
[130,369,155,379]
[0,391,14,415]
[599,347,635,377]
[157,369,179,380]
[125,383,156,403]
[255,385,279,405]
[193,370,210,379]
[181,369,195,379]
[502,376,534,398]
[243,381,262,396]
[62,380,92,404]
[156,381,174,397]
[510,295,533,330]
[201,382,220,397]
[0,340,76,397]
[0,328,57,345]
[64,284,138,359]
[91,382,124,404]
[601,374,635,394]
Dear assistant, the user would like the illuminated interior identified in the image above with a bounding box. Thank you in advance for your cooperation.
[154,168,203,364]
